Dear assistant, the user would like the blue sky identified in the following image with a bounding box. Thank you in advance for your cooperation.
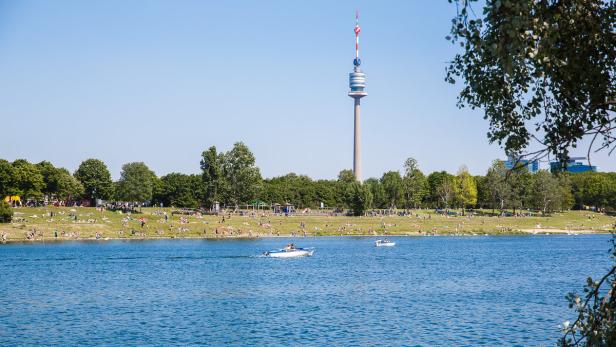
[1,0,613,179]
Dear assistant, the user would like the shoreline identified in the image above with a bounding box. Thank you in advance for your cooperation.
[1,230,611,245]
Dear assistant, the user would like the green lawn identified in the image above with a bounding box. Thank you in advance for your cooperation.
[0,207,614,242]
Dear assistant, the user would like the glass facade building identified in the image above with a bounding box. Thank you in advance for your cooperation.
[549,158,597,173]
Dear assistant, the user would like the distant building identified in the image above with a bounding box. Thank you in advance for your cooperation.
[502,156,540,173]
[550,157,597,173]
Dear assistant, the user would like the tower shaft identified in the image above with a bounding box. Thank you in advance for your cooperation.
[353,98,362,182]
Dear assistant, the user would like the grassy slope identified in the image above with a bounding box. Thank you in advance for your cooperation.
[0,207,614,242]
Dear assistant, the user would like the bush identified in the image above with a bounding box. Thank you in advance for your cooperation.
[0,201,13,223]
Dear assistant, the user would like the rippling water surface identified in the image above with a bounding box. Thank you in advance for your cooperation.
[0,235,612,346]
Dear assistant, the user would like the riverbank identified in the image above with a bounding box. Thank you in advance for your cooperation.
[0,207,614,243]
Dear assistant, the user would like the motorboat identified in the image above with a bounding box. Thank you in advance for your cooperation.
[375,239,396,247]
[263,247,315,258]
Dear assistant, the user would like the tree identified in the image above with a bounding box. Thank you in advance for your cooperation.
[485,160,510,213]
[314,179,337,209]
[261,173,317,208]
[365,178,386,209]
[381,171,404,209]
[0,159,16,197]
[157,173,200,208]
[200,146,223,208]
[36,161,61,197]
[403,157,427,209]
[507,167,533,214]
[219,142,262,206]
[531,170,562,215]
[557,174,574,212]
[74,159,113,204]
[454,166,478,213]
[11,159,44,200]
[474,175,489,209]
[0,201,12,223]
[55,169,84,203]
[337,169,355,184]
[427,171,455,209]
[570,172,612,210]
[336,169,355,209]
[447,0,615,164]
[348,182,373,216]
[115,162,155,204]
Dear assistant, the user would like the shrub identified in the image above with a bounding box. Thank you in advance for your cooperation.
[0,201,13,223]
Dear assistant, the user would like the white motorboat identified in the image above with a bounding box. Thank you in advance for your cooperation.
[375,239,396,247]
[263,247,315,258]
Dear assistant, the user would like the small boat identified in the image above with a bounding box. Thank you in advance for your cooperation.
[263,246,315,258]
[375,239,396,247]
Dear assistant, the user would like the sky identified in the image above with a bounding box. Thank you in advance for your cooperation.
[1,0,614,179]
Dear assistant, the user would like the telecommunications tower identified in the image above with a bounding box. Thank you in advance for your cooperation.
[348,11,367,182]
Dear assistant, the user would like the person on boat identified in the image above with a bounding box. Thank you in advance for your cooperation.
[284,243,296,251]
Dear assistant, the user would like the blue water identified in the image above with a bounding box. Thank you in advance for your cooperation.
[0,235,612,346]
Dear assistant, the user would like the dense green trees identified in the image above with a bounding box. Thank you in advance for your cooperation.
[1,147,615,213]
[220,142,262,206]
[365,178,386,209]
[154,173,201,208]
[262,174,316,209]
[348,182,373,216]
[381,171,404,209]
[0,159,82,203]
[11,159,44,200]
[55,169,84,202]
[570,172,616,211]
[36,162,83,202]
[427,171,455,209]
[200,142,262,208]
[115,162,156,203]
[0,160,16,197]
[531,171,564,215]
[74,159,114,204]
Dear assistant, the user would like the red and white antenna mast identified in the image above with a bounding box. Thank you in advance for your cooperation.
[354,10,361,64]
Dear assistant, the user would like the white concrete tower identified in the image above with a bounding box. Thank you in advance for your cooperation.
[348,11,367,182]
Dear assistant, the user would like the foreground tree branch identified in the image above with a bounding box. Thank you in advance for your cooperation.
[447,0,615,167]
[559,236,616,346]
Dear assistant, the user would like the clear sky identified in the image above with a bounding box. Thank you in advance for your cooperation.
[1,0,613,179]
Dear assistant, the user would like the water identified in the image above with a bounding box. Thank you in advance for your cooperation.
[0,235,612,346]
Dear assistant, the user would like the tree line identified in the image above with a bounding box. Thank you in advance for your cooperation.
[1,142,615,215]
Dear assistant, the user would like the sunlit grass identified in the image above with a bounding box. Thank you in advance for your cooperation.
[0,207,614,242]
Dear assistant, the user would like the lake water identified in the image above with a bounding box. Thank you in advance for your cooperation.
[0,235,612,346]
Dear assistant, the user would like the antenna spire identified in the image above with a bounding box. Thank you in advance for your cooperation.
[354,10,361,66]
